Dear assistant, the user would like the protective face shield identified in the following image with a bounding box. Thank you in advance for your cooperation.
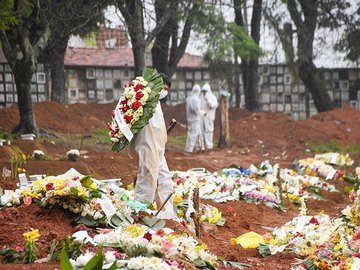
[159,89,168,100]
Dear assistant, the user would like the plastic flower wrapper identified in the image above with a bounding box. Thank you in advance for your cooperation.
[109,68,164,151]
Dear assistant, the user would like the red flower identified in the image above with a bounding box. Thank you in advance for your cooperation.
[156,229,165,237]
[121,105,130,113]
[23,196,32,205]
[309,217,319,225]
[46,182,54,190]
[111,110,115,117]
[143,231,152,241]
[127,83,134,87]
[134,83,144,91]
[354,252,360,258]
[135,91,144,100]
[73,176,80,180]
[132,101,142,111]
[121,99,128,105]
[124,115,133,124]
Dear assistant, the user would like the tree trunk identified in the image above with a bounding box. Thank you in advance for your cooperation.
[42,38,68,102]
[218,95,230,148]
[298,60,334,112]
[243,60,260,111]
[13,64,39,136]
[286,0,334,112]
[234,0,262,111]
[151,24,171,75]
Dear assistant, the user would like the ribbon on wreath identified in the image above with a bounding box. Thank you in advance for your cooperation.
[114,99,134,142]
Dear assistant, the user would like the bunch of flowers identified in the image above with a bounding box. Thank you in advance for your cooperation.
[67,149,80,162]
[108,68,164,151]
[173,169,281,207]
[296,157,344,181]
[173,193,225,226]
[0,175,133,226]
[70,252,184,270]
[259,213,336,257]
[32,150,45,160]
[314,152,354,167]
[279,168,337,204]
[92,223,218,268]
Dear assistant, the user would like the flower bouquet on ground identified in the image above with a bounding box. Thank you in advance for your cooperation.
[108,68,164,151]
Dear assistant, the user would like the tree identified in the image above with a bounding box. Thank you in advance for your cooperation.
[336,3,360,63]
[266,0,351,112]
[151,0,200,76]
[0,0,51,135]
[0,0,18,30]
[234,0,262,111]
[197,2,260,109]
[115,0,172,75]
[40,1,108,102]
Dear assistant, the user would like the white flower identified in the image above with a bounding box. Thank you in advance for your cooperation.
[74,252,95,267]
[104,251,116,264]
[127,257,145,269]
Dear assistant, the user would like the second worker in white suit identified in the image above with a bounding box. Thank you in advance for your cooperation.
[185,84,202,152]
[199,83,218,150]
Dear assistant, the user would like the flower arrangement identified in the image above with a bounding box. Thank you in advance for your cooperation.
[314,152,354,167]
[92,223,218,268]
[67,149,80,162]
[108,68,164,151]
[32,150,45,160]
[0,175,135,227]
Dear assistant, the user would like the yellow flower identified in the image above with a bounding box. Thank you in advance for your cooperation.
[334,243,342,252]
[194,243,207,253]
[177,210,184,217]
[173,194,183,205]
[23,228,40,243]
[17,168,22,172]
[208,208,222,224]
[22,154,27,161]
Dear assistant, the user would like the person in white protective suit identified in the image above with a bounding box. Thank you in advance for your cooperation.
[132,73,174,215]
[185,84,202,152]
[199,83,218,150]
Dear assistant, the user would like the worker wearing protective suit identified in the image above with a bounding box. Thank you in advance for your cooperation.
[199,83,218,149]
[132,73,174,214]
[185,84,202,152]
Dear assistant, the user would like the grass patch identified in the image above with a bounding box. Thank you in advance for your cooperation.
[0,131,13,141]
[306,140,360,154]
[167,134,187,148]
[39,129,112,150]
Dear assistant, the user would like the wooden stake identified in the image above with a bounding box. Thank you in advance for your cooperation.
[193,187,201,238]
[218,95,230,148]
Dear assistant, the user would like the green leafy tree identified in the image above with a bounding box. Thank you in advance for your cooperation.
[0,0,51,135]
[336,3,360,63]
[0,0,18,30]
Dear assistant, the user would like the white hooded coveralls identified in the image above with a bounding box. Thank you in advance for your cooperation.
[199,83,218,149]
[133,100,173,211]
[185,84,202,152]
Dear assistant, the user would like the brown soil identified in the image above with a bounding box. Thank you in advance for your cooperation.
[0,101,360,269]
